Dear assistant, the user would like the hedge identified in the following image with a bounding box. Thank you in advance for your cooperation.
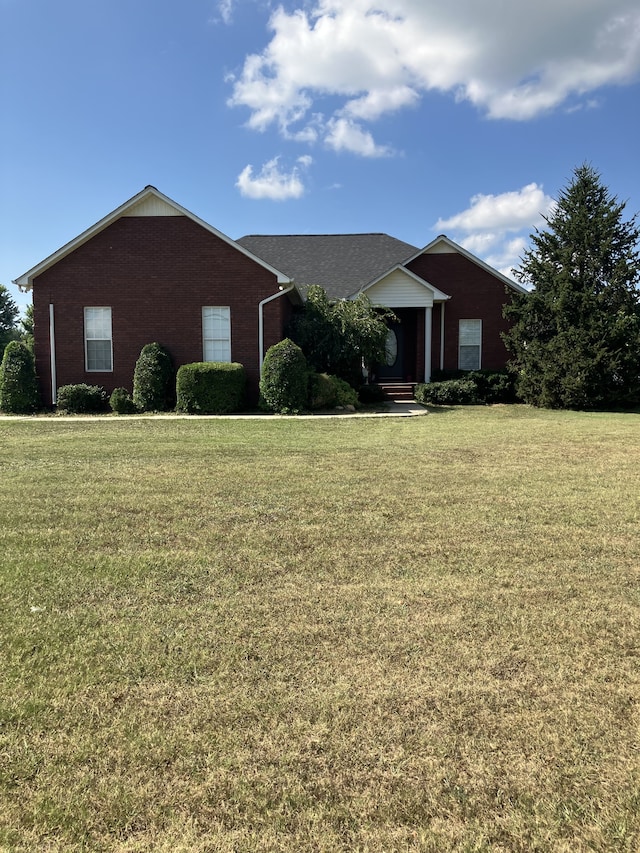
[176,362,246,414]
[56,384,108,414]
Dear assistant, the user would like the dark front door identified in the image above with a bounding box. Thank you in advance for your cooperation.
[376,320,404,379]
[375,309,418,380]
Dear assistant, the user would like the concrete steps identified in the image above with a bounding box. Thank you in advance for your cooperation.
[377,381,416,402]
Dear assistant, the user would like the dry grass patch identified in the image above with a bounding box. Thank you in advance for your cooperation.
[0,407,639,851]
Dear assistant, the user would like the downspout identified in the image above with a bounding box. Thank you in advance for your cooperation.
[258,285,295,375]
[49,304,57,405]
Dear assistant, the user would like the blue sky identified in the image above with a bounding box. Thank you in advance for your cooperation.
[2,0,639,314]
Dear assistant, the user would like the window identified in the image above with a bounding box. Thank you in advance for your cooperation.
[458,319,481,370]
[84,307,112,371]
[202,307,231,362]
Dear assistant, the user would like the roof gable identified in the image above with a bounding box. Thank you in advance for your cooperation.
[14,186,293,291]
[405,235,528,294]
[360,264,450,307]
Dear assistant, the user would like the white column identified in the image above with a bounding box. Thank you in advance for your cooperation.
[424,306,432,383]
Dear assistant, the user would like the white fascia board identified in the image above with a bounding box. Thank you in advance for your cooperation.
[403,234,529,295]
[352,264,451,302]
[13,186,294,291]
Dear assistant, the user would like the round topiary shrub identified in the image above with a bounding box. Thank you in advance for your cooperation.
[109,387,138,414]
[176,362,246,414]
[260,339,308,414]
[133,343,174,412]
[0,340,39,414]
[56,384,108,414]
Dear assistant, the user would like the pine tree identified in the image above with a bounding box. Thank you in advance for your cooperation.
[504,165,640,409]
[0,284,20,362]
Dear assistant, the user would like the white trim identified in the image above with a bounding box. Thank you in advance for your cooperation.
[49,304,57,405]
[202,306,231,362]
[84,307,113,372]
[259,286,295,374]
[14,186,295,291]
[458,319,482,370]
[403,234,529,295]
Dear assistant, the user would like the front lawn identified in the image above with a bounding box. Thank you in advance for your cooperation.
[1,407,639,851]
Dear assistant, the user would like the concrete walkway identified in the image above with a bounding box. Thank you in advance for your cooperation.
[0,400,428,422]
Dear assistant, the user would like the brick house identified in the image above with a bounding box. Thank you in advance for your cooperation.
[14,186,526,406]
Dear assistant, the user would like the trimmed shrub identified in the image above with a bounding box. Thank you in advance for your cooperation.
[56,384,108,414]
[260,339,308,414]
[176,362,246,414]
[416,370,518,406]
[415,378,479,406]
[0,340,39,414]
[133,343,174,411]
[109,387,138,414]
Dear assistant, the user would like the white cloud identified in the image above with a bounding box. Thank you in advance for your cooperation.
[436,183,555,233]
[228,0,640,151]
[436,183,556,279]
[235,155,312,200]
[325,118,392,157]
[211,0,235,25]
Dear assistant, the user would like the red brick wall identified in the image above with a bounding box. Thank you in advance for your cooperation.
[408,252,515,371]
[32,216,291,405]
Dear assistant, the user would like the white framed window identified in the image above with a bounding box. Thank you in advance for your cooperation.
[202,306,231,362]
[458,319,482,370]
[84,307,113,372]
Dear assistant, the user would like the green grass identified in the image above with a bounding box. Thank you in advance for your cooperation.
[1,406,639,851]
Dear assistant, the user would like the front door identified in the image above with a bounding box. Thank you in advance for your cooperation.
[376,320,404,379]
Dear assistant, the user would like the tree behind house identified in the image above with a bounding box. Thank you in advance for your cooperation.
[504,165,640,409]
[0,285,20,362]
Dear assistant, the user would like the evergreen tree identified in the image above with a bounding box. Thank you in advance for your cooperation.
[504,165,640,409]
[20,304,34,353]
[0,284,20,362]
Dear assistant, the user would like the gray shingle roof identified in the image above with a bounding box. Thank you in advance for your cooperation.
[236,233,420,299]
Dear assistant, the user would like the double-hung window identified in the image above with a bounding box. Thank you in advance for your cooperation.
[84,307,113,372]
[458,319,482,370]
[202,307,231,362]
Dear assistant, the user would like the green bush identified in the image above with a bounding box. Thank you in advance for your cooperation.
[176,362,246,414]
[109,387,138,414]
[332,376,358,408]
[415,378,479,406]
[416,370,518,406]
[56,384,108,414]
[260,339,308,414]
[133,343,174,411]
[308,373,359,410]
[0,340,39,414]
[308,373,337,410]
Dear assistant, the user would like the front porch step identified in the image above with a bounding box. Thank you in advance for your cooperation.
[377,381,417,402]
